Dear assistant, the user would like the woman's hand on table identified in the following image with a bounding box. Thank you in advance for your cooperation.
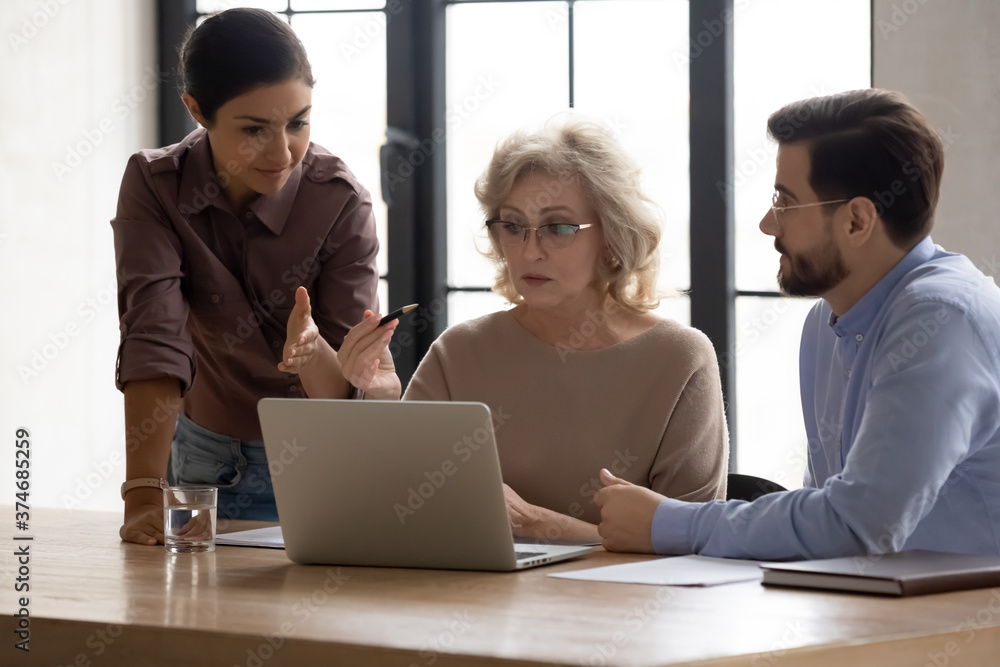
[503,483,541,537]
[120,488,164,546]
[504,484,602,543]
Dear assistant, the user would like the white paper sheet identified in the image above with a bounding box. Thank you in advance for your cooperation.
[215,525,285,549]
[549,555,764,586]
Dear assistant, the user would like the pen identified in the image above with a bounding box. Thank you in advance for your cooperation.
[378,304,419,327]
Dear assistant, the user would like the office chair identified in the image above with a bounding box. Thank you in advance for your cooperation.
[726,473,787,502]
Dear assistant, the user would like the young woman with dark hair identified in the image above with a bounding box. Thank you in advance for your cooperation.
[113,8,398,545]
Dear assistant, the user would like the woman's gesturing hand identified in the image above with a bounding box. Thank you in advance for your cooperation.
[278,286,401,400]
[278,286,321,374]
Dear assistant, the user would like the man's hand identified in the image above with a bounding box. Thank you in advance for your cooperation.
[594,468,662,553]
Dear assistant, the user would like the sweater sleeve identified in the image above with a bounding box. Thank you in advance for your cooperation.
[647,332,730,502]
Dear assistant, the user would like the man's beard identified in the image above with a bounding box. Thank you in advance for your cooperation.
[775,234,849,297]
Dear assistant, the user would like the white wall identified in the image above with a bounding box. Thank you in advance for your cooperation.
[873,0,1000,268]
[0,0,157,512]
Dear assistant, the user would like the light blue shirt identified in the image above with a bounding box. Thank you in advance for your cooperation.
[652,237,1000,559]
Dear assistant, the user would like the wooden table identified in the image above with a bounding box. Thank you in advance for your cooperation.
[2,508,999,666]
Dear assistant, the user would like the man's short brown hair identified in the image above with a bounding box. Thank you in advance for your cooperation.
[767,89,944,248]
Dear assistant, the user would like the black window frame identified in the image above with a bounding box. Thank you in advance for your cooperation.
[157,0,875,469]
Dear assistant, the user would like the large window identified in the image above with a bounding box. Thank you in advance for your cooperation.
[446,0,691,326]
[733,0,871,487]
[176,0,873,485]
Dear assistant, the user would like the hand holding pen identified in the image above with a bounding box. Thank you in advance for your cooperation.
[278,287,414,400]
[378,304,418,327]
[339,303,417,399]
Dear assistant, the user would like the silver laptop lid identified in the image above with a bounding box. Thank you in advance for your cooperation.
[258,398,523,570]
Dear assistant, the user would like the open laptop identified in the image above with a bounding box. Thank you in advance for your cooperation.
[257,398,592,571]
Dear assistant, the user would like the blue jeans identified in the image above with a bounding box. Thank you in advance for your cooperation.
[168,414,278,522]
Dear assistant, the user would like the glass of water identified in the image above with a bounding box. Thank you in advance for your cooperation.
[162,485,217,554]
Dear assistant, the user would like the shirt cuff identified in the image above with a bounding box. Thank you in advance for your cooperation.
[651,497,700,555]
[116,334,195,395]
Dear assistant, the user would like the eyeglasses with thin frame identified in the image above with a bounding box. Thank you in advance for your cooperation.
[485,219,595,249]
[771,191,850,227]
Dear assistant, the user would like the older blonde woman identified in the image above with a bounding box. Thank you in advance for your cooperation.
[401,118,729,543]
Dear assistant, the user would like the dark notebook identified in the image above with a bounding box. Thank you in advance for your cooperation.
[760,550,1000,596]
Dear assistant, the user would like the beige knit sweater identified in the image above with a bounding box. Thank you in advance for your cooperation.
[402,311,730,525]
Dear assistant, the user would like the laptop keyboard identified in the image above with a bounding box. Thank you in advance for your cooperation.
[515,550,546,560]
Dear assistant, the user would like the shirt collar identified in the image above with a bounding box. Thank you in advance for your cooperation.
[248,161,301,236]
[177,129,302,235]
[829,236,936,338]
[177,130,228,215]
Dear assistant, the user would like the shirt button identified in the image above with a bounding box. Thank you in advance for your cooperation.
[245,212,253,220]
[314,171,324,179]
[210,294,221,304]
[272,341,280,350]
[846,369,853,378]
[855,334,864,342]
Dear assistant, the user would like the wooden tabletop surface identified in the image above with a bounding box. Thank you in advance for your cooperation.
[1,507,998,666]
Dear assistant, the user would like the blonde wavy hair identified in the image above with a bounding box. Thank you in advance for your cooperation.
[475,116,663,313]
